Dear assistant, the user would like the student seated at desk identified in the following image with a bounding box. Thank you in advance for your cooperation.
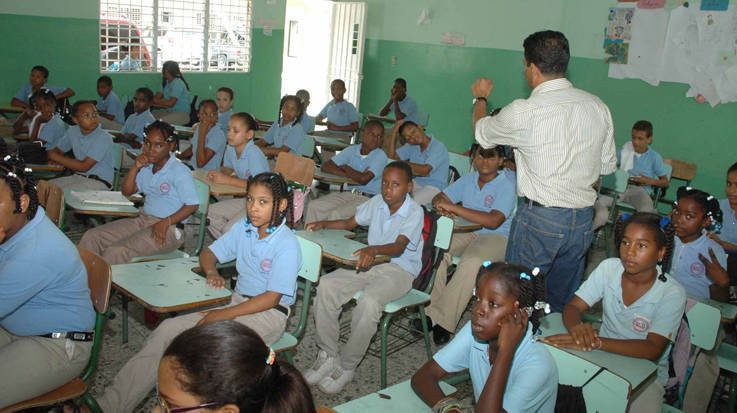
[216,86,234,135]
[424,145,517,345]
[304,120,387,224]
[116,87,156,150]
[412,262,557,413]
[296,89,315,133]
[152,61,192,126]
[712,162,737,300]
[304,161,424,394]
[177,99,227,171]
[93,172,302,413]
[95,75,125,130]
[157,321,317,413]
[12,89,67,148]
[315,79,359,134]
[47,100,116,190]
[378,77,420,124]
[78,121,199,264]
[256,95,306,159]
[207,112,270,239]
[10,65,74,110]
[670,186,729,302]
[544,212,687,413]
[0,156,95,408]
[389,119,449,205]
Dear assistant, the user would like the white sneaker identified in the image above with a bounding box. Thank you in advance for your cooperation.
[303,350,338,385]
[317,365,355,394]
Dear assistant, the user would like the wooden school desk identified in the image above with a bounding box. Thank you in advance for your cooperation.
[312,135,350,151]
[64,189,139,218]
[333,380,456,412]
[314,167,359,188]
[112,257,232,343]
[192,168,246,197]
[296,229,388,267]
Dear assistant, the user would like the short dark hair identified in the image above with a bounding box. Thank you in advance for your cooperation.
[217,86,234,100]
[385,160,413,182]
[523,30,569,76]
[394,78,407,89]
[363,119,384,134]
[135,87,154,102]
[231,112,259,131]
[71,100,97,116]
[398,120,418,136]
[31,65,49,79]
[632,120,653,137]
[728,161,737,175]
[30,89,57,107]
[198,99,217,112]
[97,75,112,87]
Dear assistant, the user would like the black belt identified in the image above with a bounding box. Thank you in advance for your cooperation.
[351,189,374,198]
[79,173,111,189]
[239,294,289,316]
[38,331,94,341]
[522,197,547,208]
[176,223,185,230]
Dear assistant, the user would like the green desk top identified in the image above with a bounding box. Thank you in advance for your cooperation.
[703,298,737,321]
[64,189,140,217]
[313,135,350,150]
[334,379,455,412]
[452,216,482,232]
[314,167,357,185]
[112,257,232,312]
[296,229,388,266]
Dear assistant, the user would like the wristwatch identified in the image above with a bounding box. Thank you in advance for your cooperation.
[473,96,488,105]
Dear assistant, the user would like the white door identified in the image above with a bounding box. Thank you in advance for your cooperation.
[327,2,367,110]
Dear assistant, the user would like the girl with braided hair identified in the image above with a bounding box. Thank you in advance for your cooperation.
[413,262,557,413]
[545,212,686,412]
[670,186,729,301]
[78,120,199,265]
[155,321,316,413]
[0,155,95,408]
[95,171,301,413]
[256,95,305,159]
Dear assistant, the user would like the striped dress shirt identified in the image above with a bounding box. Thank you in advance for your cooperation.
[475,78,617,209]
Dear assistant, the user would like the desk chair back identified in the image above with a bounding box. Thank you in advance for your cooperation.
[37,180,65,228]
[448,152,471,184]
[111,142,123,190]
[274,151,315,187]
[300,135,315,158]
[190,178,211,256]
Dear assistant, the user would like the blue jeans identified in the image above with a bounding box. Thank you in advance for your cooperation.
[505,202,594,312]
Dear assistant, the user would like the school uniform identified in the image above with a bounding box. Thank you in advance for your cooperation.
[318,99,359,129]
[396,135,449,205]
[301,114,316,133]
[434,322,558,411]
[263,120,304,155]
[50,125,115,190]
[14,83,66,104]
[314,193,424,370]
[621,147,667,211]
[108,55,142,72]
[119,109,155,144]
[29,112,67,149]
[304,144,388,223]
[97,90,125,130]
[78,156,199,264]
[383,95,420,124]
[719,198,737,286]
[427,170,517,332]
[207,140,271,238]
[152,78,191,125]
[96,219,301,413]
[0,208,94,406]
[217,109,232,134]
[671,235,727,300]
[189,123,227,171]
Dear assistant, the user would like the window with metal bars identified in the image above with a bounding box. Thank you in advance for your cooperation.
[99,0,252,73]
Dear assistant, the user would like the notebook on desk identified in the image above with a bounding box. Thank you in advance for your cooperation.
[71,190,134,206]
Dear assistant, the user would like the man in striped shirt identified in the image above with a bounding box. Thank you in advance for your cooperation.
[471,30,617,312]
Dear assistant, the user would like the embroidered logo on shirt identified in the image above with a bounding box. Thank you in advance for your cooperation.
[260,259,272,273]
[160,182,171,193]
[484,195,494,208]
[632,314,651,333]
[690,262,705,276]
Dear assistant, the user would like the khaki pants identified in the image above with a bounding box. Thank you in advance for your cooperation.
[97,294,287,413]
[50,174,109,191]
[304,192,369,224]
[426,232,508,332]
[620,186,656,212]
[77,214,183,265]
[151,110,189,126]
[412,184,441,206]
[207,198,247,239]
[0,328,92,408]
[627,377,665,413]
[314,263,414,371]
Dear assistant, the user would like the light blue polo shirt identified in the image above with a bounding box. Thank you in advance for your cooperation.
[97,90,125,124]
[56,125,115,184]
[355,194,424,276]
[218,109,232,135]
[223,140,270,179]
[136,156,199,218]
[331,144,388,195]
[443,170,516,236]
[36,113,68,149]
[619,147,667,194]
[300,115,315,134]
[434,321,558,410]
[190,124,227,171]
[263,121,304,154]
[671,235,727,300]
[14,83,66,104]
[318,100,360,127]
[120,109,155,143]
[720,199,737,252]
[384,95,420,124]
[163,78,191,113]
[397,135,449,191]
[209,219,301,306]
[0,208,95,336]
[576,257,686,383]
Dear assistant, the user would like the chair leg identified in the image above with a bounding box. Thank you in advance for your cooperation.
[418,306,432,360]
[379,313,394,389]
[729,373,737,413]
[283,350,295,365]
[82,392,103,413]
[121,295,129,344]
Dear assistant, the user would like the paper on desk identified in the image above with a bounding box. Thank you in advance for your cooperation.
[71,190,134,206]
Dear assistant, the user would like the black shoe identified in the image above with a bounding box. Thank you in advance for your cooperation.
[410,316,433,336]
[432,325,452,346]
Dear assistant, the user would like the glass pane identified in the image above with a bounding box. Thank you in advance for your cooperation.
[100,0,156,72]
[208,0,252,72]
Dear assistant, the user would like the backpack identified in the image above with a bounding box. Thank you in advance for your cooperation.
[412,206,444,292]
[16,141,48,164]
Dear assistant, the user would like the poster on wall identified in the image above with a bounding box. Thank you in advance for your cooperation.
[701,0,730,11]
[607,7,636,40]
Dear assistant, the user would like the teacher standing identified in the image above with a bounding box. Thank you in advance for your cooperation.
[472,30,616,312]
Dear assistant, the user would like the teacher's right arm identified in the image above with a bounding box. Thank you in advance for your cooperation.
[471,78,524,149]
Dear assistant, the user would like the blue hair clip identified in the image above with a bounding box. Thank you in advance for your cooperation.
[659,216,670,228]
[482,260,492,268]
[519,272,531,281]
[619,212,632,221]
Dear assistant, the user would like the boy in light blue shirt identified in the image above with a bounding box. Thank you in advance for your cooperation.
[305,120,387,223]
[378,78,420,124]
[394,120,449,205]
[178,100,227,171]
[316,79,360,134]
[96,75,125,130]
[305,161,424,394]
[216,87,234,135]
[118,87,156,149]
[19,89,67,149]
[11,65,74,110]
